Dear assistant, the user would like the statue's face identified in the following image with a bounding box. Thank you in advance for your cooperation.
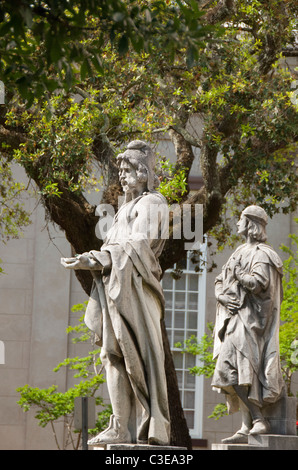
[119,160,139,194]
[237,214,247,236]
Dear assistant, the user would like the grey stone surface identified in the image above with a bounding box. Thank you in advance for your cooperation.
[263,396,297,435]
[212,434,298,451]
[91,443,187,451]
[249,434,298,450]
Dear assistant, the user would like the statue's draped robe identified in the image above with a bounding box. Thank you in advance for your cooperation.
[84,191,170,444]
[212,243,284,412]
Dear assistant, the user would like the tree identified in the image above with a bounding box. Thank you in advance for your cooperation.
[1,0,298,448]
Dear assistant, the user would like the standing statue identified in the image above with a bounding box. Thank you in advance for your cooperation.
[61,140,170,446]
[212,205,285,444]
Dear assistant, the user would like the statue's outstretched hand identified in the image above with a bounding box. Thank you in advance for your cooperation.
[61,253,100,270]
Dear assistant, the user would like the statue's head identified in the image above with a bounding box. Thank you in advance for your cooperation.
[117,140,158,191]
[241,205,268,242]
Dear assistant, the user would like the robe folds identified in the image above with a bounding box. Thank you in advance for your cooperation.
[84,191,170,445]
[212,242,285,412]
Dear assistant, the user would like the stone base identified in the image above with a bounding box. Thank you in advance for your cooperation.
[212,434,298,451]
[91,443,187,450]
[262,396,297,435]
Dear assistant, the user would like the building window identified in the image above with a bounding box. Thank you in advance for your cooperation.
[162,245,207,438]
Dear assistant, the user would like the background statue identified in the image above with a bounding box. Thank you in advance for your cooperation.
[61,140,170,446]
[212,205,285,444]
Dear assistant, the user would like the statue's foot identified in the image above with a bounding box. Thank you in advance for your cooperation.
[87,429,131,445]
[222,431,248,444]
[249,418,270,435]
[87,415,131,446]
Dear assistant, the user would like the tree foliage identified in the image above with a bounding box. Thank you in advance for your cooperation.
[0,0,297,254]
[0,0,215,104]
[0,153,30,241]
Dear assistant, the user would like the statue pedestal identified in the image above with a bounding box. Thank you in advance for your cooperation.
[212,397,298,450]
[90,443,187,451]
[262,396,297,435]
[212,434,298,451]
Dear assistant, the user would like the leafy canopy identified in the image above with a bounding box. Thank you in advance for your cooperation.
[0,0,216,105]
[0,0,297,253]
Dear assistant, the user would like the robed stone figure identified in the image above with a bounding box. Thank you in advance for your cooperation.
[61,141,170,446]
[212,205,285,444]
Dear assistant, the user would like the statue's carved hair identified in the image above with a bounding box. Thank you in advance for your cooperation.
[245,216,267,242]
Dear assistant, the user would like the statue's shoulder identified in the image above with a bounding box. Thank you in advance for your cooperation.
[256,244,283,271]
[138,191,168,207]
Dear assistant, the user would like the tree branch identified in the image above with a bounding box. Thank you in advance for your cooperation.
[204,0,235,24]
[168,127,196,176]
[0,125,27,151]
[170,124,202,148]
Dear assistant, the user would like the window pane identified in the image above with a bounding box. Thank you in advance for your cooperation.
[173,330,185,346]
[184,391,195,409]
[174,311,185,329]
[185,371,196,389]
[175,276,185,290]
[188,274,198,291]
[188,257,197,272]
[187,292,198,310]
[185,353,196,369]
[164,290,173,307]
[165,310,172,328]
[174,292,185,309]
[172,351,183,369]
[176,370,183,388]
[184,411,194,429]
[187,311,197,330]
[162,274,173,290]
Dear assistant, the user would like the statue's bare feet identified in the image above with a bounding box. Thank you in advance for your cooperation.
[87,415,131,446]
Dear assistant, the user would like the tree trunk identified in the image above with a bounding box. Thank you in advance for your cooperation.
[161,319,193,449]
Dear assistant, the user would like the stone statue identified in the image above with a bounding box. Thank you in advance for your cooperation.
[61,141,170,446]
[212,205,285,444]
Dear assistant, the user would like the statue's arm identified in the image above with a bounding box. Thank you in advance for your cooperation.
[234,262,270,293]
[61,250,111,271]
[214,274,223,300]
